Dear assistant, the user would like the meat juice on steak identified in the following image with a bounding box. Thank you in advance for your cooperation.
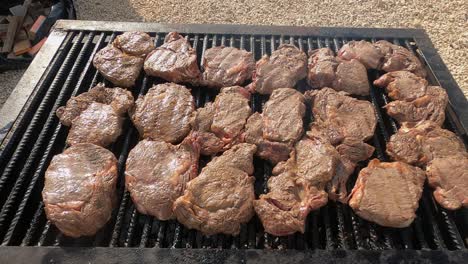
[56,83,134,147]
[201,46,255,88]
[249,44,307,95]
[125,137,199,220]
[349,159,425,228]
[130,83,195,143]
[144,32,201,83]
[173,143,256,235]
[42,143,118,237]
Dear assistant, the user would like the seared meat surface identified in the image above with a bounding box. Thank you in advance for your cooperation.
[113,31,155,57]
[374,71,428,101]
[305,88,377,145]
[192,86,251,155]
[387,121,465,166]
[173,143,256,235]
[244,88,305,163]
[249,44,307,94]
[144,32,201,83]
[384,85,448,126]
[307,48,370,95]
[426,155,468,210]
[202,46,255,88]
[254,136,335,235]
[93,32,153,87]
[374,40,426,77]
[349,159,425,228]
[56,83,134,147]
[254,171,327,236]
[337,40,383,69]
[130,83,195,143]
[42,143,118,237]
[126,137,199,220]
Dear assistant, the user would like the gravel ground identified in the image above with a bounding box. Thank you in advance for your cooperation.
[0,69,26,108]
[75,0,468,96]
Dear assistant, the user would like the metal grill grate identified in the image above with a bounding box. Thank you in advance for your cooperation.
[0,23,467,257]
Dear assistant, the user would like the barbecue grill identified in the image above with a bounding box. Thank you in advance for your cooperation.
[0,20,467,263]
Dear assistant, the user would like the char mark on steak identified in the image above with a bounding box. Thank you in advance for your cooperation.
[349,159,425,228]
[42,143,118,237]
[56,83,134,147]
[130,83,195,143]
[93,32,154,87]
[144,32,201,84]
[173,143,256,235]
[248,44,307,95]
[125,136,199,220]
[201,46,255,88]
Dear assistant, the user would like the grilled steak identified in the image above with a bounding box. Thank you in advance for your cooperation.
[374,71,428,102]
[305,88,377,145]
[254,171,328,236]
[244,88,304,163]
[349,159,425,228]
[201,46,255,88]
[337,40,383,69]
[113,31,154,57]
[126,137,199,220]
[244,112,292,164]
[384,86,448,126]
[42,143,118,237]
[387,121,466,166]
[426,155,468,210]
[249,44,307,94]
[93,45,143,87]
[66,102,123,147]
[173,143,256,235]
[56,83,134,147]
[130,83,195,143]
[263,88,305,143]
[327,138,375,202]
[307,48,338,89]
[307,48,370,95]
[333,59,370,96]
[254,136,335,235]
[374,40,426,77]
[192,86,251,155]
[144,32,201,83]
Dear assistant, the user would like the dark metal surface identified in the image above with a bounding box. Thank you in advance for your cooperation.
[0,21,467,263]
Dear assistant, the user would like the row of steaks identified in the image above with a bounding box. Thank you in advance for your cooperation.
[41,31,466,238]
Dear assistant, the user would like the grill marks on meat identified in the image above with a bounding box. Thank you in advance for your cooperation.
[426,155,468,210]
[255,136,337,235]
[56,83,134,147]
[42,144,118,237]
[374,71,448,126]
[125,137,199,220]
[93,32,154,87]
[173,143,256,235]
[306,88,377,144]
[130,83,195,143]
[202,46,255,88]
[249,44,307,94]
[307,48,370,96]
[349,159,425,228]
[192,86,251,155]
[144,32,201,83]
[387,122,468,210]
[244,88,305,163]
[374,40,427,78]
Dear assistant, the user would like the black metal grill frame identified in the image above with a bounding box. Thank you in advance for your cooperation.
[0,20,467,263]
